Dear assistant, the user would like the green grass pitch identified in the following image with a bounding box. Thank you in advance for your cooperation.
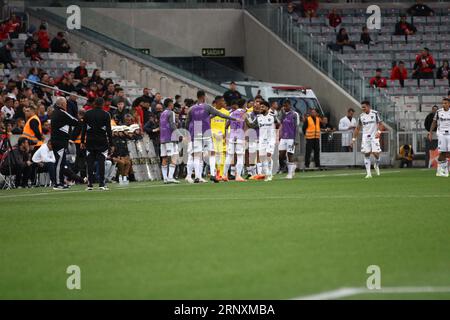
[1,169,449,299]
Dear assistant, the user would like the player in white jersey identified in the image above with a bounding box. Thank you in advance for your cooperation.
[257,101,277,181]
[428,98,450,177]
[246,100,278,181]
[352,100,384,178]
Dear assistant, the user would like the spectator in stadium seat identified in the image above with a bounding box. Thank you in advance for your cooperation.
[286,2,300,22]
[112,99,127,125]
[112,87,131,108]
[302,0,319,18]
[50,32,71,53]
[104,82,116,100]
[5,15,21,39]
[57,73,76,93]
[73,60,88,80]
[412,48,435,79]
[359,26,374,45]
[1,96,15,121]
[327,8,342,30]
[424,105,438,167]
[436,60,449,80]
[335,28,355,52]
[37,24,50,52]
[0,137,32,188]
[174,94,182,112]
[398,144,414,168]
[0,22,9,41]
[90,69,103,85]
[37,103,48,123]
[0,42,16,69]
[223,82,242,107]
[11,118,25,134]
[76,76,89,96]
[394,14,417,36]
[27,67,40,84]
[369,68,388,88]
[338,108,357,152]
[390,61,408,87]
[407,0,434,16]
[66,93,79,119]
[24,32,40,55]
[26,42,43,62]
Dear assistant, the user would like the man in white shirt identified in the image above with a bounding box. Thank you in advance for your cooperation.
[32,141,56,186]
[352,101,385,178]
[1,97,15,121]
[428,98,450,177]
[338,108,357,152]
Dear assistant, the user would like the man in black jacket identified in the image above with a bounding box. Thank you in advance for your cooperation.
[50,32,71,53]
[424,105,438,168]
[0,137,32,188]
[0,42,16,69]
[81,97,113,191]
[50,97,79,189]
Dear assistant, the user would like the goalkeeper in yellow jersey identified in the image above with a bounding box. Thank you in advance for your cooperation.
[211,96,229,181]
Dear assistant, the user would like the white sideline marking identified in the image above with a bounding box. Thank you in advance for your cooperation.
[293,286,450,300]
[28,194,450,202]
[0,169,406,200]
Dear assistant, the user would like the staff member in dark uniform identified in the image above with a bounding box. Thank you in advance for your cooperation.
[81,97,113,191]
[50,97,79,190]
[424,105,438,168]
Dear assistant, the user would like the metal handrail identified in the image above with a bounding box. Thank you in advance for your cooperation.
[24,78,87,101]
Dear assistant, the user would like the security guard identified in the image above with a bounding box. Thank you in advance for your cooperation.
[22,105,44,149]
[303,108,321,169]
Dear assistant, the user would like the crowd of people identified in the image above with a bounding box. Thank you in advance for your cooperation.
[0,73,342,189]
[285,1,448,86]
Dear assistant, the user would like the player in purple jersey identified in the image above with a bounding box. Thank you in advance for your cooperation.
[278,100,300,179]
[186,90,236,183]
[159,98,180,184]
[223,98,248,182]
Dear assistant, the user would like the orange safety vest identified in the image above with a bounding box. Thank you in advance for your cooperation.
[22,114,43,146]
[72,133,81,144]
[305,116,321,139]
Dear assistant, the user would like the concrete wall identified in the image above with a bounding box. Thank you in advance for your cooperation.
[43,7,245,57]
[243,11,359,123]
[28,14,222,102]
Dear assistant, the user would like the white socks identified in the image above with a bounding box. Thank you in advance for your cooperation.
[194,157,203,179]
[168,164,176,180]
[256,163,262,175]
[262,161,268,175]
[364,157,371,175]
[287,162,296,176]
[236,154,244,177]
[186,155,194,178]
[223,153,233,177]
[209,154,216,176]
[161,165,168,181]
[268,158,273,176]
[247,165,256,176]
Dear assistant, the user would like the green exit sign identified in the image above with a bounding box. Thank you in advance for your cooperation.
[138,48,150,55]
[202,48,225,57]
